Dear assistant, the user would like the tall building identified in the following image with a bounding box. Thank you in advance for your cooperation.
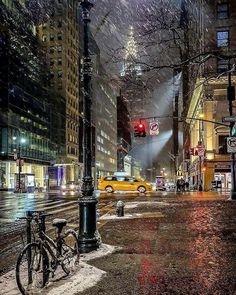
[120,26,146,119]
[0,0,60,191]
[120,26,149,177]
[184,0,236,190]
[77,19,117,184]
[37,0,80,186]
[89,38,117,179]
[117,93,131,172]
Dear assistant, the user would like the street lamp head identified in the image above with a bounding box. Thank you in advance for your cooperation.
[20,138,26,144]
[12,136,17,140]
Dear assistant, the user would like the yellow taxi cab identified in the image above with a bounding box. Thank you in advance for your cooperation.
[98,176,153,193]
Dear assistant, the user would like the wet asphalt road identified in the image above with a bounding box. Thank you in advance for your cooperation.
[0,190,156,275]
[78,191,236,295]
[1,191,236,294]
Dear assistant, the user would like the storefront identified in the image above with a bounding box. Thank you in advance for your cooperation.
[214,163,231,190]
[0,161,47,191]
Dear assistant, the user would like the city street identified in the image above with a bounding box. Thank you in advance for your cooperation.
[1,0,236,294]
[0,191,102,274]
[0,190,156,275]
[1,191,236,294]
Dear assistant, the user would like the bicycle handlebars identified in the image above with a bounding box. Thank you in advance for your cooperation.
[18,210,53,220]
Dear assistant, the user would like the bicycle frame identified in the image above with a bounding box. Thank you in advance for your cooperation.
[38,230,65,272]
[33,215,66,275]
[16,211,78,295]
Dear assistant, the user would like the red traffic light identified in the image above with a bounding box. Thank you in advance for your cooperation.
[134,122,146,137]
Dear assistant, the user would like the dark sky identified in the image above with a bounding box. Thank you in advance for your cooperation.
[90,0,183,175]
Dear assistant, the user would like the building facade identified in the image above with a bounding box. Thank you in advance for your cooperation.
[0,0,60,191]
[184,0,236,190]
[37,0,80,187]
[92,57,117,179]
[117,93,131,172]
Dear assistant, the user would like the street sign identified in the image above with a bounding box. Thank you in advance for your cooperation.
[227,137,236,153]
[197,145,205,157]
[222,116,236,123]
[149,121,159,135]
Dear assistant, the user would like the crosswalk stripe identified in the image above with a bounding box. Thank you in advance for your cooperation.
[0,200,68,211]
[0,199,78,222]
[0,196,113,224]
[0,200,77,211]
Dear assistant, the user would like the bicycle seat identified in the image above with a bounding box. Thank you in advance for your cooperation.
[52,218,67,229]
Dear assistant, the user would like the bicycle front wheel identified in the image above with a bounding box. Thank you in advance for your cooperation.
[61,230,79,275]
[16,242,49,295]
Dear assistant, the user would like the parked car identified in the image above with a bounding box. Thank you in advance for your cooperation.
[98,176,153,193]
[60,181,80,193]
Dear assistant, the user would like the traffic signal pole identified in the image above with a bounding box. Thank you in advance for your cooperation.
[228,70,236,200]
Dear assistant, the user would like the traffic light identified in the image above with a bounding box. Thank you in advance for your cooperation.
[134,123,146,137]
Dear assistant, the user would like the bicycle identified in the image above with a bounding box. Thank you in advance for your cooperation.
[16,211,79,295]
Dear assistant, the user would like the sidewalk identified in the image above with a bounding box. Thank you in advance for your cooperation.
[1,192,236,294]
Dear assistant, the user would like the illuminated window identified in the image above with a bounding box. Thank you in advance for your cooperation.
[217,31,229,47]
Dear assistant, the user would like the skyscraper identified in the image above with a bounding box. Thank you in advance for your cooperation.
[0,0,58,191]
[37,0,80,187]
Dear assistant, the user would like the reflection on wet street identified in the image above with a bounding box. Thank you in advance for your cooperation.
[78,191,236,295]
[0,191,236,294]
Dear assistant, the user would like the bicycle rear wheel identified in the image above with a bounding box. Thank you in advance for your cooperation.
[61,230,79,275]
[16,242,49,295]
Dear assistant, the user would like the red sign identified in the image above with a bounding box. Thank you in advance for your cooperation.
[197,145,205,157]
[190,145,205,156]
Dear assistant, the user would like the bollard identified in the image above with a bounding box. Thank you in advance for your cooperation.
[116,200,125,217]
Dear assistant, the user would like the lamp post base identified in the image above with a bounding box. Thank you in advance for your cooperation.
[78,196,99,253]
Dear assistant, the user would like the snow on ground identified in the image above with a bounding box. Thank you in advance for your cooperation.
[99,201,170,220]
[0,244,118,295]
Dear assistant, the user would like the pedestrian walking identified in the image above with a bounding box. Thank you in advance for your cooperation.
[176,179,180,192]
[185,181,189,191]
[179,178,185,192]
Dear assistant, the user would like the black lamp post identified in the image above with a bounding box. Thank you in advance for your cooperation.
[78,0,99,252]
[13,136,25,193]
